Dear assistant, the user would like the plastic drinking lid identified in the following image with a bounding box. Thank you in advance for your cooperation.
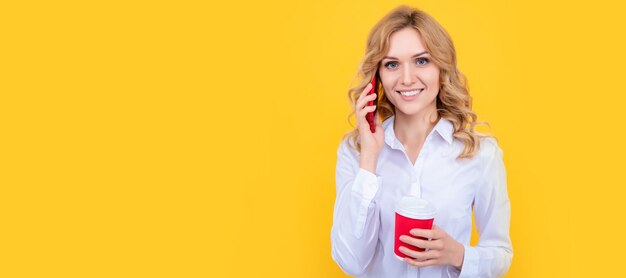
[395,196,437,219]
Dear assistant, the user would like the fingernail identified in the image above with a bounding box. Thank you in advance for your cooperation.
[410,229,417,236]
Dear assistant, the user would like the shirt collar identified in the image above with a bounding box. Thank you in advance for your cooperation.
[382,115,454,150]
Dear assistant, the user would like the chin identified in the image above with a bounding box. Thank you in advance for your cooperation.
[395,105,425,116]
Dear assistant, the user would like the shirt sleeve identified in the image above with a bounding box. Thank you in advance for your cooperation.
[330,139,383,276]
[458,140,513,277]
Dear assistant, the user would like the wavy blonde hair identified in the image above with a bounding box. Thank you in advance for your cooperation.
[344,5,493,160]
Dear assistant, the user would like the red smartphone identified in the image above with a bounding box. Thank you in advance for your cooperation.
[366,72,378,133]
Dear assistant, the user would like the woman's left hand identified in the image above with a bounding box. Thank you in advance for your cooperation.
[398,225,465,269]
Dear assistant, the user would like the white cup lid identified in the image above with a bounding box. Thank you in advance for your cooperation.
[395,196,437,219]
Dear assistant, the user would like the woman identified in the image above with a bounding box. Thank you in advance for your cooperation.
[331,5,512,277]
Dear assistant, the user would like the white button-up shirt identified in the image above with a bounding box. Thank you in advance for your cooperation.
[331,116,512,277]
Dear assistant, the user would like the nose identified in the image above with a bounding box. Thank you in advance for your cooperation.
[401,65,417,86]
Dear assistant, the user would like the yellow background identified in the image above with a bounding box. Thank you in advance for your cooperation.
[1,0,625,277]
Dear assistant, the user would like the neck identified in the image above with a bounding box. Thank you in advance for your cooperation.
[393,109,439,148]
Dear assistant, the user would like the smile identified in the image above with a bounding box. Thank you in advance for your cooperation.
[396,89,424,96]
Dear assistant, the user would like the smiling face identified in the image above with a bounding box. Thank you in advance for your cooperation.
[378,27,440,119]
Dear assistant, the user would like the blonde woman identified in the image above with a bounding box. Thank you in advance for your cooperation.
[331,5,512,277]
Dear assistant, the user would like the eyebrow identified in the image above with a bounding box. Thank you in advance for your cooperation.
[382,51,429,60]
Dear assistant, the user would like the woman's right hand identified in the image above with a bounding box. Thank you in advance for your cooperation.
[355,83,385,173]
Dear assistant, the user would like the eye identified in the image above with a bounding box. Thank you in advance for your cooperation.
[416,57,429,66]
[384,61,398,69]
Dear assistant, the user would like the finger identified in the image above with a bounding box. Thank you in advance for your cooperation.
[398,246,424,260]
[358,105,376,115]
[410,228,438,239]
[360,83,373,98]
[356,82,375,103]
[399,246,440,261]
[356,83,373,104]
[357,106,377,127]
[399,235,438,250]
[355,93,377,112]
[404,257,439,268]
[357,106,377,120]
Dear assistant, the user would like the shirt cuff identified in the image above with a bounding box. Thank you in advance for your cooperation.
[351,167,381,201]
[458,245,479,278]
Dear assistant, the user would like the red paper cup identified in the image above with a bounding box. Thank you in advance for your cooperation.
[394,196,436,261]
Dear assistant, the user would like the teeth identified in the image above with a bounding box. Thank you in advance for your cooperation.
[399,89,422,96]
